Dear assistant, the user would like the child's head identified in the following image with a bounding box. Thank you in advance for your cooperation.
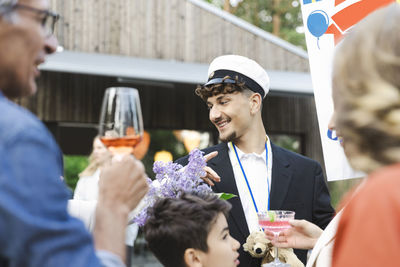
[144,193,240,267]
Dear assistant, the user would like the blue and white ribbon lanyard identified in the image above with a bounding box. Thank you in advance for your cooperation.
[230,141,270,213]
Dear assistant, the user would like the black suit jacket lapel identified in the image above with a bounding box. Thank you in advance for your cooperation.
[270,143,293,210]
[207,143,250,240]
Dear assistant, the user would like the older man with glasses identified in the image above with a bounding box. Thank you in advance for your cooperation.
[4,2,59,35]
[0,0,148,266]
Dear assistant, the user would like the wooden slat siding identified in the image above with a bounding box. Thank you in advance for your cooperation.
[221,17,231,55]
[119,0,127,55]
[103,1,111,53]
[65,0,72,50]
[164,0,173,59]
[50,0,61,46]
[170,0,179,60]
[154,0,162,58]
[144,0,153,58]
[178,0,187,61]
[184,2,194,62]
[132,0,141,57]
[199,7,211,60]
[112,1,121,55]
[49,0,309,72]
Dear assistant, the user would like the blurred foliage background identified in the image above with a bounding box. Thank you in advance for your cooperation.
[63,155,88,190]
[205,0,306,49]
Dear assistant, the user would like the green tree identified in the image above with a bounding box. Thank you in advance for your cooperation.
[205,0,306,50]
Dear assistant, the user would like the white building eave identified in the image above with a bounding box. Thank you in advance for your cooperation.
[40,50,313,95]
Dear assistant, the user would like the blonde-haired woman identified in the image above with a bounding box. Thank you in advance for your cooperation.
[331,3,400,266]
[68,137,111,230]
[74,137,111,201]
[265,3,400,267]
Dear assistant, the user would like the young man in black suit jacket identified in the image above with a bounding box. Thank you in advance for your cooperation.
[176,55,334,266]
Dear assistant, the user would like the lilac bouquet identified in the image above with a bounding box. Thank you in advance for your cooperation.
[133,149,215,226]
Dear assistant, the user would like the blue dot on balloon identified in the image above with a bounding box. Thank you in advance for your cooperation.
[307,10,329,38]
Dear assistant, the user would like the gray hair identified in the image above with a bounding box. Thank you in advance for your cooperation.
[0,0,18,21]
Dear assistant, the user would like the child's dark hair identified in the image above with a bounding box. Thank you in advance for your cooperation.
[143,193,231,267]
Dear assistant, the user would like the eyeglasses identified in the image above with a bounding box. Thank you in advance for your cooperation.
[11,4,60,36]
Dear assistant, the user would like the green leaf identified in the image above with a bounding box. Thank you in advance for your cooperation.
[267,211,276,222]
[216,193,237,200]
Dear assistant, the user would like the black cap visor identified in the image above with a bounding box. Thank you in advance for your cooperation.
[203,69,264,98]
[203,77,236,87]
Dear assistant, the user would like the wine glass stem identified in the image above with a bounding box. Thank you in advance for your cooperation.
[274,232,280,263]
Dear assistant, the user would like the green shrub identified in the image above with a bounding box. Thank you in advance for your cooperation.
[64,155,89,191]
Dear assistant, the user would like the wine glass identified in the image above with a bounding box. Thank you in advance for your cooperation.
[98,87,144,156]
[258,210,295,267]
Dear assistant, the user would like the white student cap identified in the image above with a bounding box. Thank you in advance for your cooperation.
[203,55,270,99]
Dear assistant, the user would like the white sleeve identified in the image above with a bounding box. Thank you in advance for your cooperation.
[67,199,97,232]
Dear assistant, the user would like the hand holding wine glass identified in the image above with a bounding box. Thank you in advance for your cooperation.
[99,87,144,157]
[98,87,146,264]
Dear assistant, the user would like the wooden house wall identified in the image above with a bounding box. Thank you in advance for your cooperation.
[49,0,309,72]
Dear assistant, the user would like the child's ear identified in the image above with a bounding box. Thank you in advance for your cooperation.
[183,248,203,267]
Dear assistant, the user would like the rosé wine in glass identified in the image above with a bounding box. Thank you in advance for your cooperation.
[99,87,144,156]
[258,220,291,234]
[100,135,142,155]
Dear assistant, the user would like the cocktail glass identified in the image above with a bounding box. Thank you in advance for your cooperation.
[258,210,295,267]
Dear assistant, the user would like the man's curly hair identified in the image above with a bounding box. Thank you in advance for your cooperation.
[195,75,252,101]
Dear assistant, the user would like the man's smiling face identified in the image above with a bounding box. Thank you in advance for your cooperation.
[207,90,253,143]
[0,0,57,98]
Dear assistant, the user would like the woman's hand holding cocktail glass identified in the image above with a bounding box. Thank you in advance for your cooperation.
[264,219,323,250]
[258,210,295,267]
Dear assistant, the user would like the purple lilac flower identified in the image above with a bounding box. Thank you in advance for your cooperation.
[133,148,212,226]
[133,209,148,226]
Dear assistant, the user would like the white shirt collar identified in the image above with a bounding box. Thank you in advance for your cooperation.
[228,136,270,164]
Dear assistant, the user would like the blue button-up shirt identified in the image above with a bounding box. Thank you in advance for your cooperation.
[0,91,124,267]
